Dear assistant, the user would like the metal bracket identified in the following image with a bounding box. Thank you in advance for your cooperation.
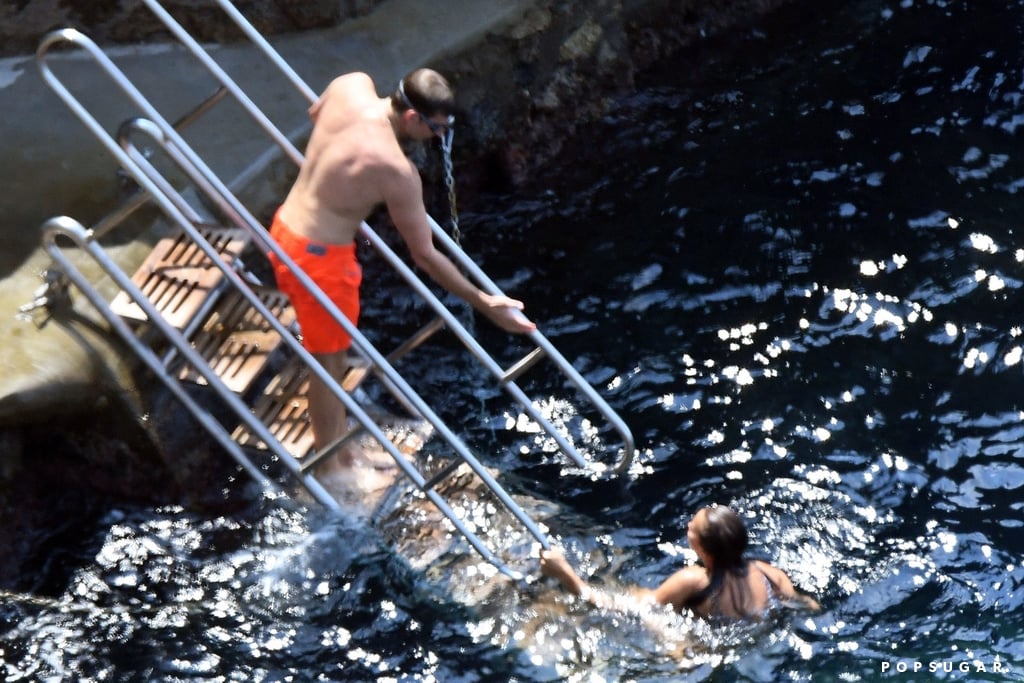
[17,268,72,328]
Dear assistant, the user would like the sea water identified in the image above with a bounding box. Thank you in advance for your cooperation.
[4,0,1024,680]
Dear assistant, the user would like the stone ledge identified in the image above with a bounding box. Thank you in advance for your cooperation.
[0,0,386,59]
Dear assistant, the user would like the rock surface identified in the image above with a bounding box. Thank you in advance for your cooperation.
[0,0,383,58]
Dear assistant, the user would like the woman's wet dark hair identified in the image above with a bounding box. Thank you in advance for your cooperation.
[697,505,749,569]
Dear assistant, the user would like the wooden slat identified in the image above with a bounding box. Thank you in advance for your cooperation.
[232,356,371,458]
[110,224,249,328]
[234,355,315,457]
[178,287,296,394]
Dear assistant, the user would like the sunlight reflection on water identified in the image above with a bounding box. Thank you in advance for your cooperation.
[8,0,1024,680]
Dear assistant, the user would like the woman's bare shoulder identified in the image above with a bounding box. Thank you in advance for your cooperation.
[652,565,708,608]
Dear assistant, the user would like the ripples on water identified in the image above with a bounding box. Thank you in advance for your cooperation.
[6,0,1024,680]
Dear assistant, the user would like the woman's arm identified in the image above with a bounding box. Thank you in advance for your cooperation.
[540,549,654,611]
[755,560,821,611]
[540,549,703,613]
[539,549,589,596]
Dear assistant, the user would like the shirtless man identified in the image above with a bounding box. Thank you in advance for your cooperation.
[268,68,536,489]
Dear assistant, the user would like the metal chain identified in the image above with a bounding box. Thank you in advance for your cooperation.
[439,127,460,246]
[439,126,474,333]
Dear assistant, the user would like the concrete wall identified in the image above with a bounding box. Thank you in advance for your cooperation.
[0,0,386,58]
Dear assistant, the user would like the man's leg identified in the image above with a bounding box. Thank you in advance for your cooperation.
[309,350,352,465]
[308,350,396,492]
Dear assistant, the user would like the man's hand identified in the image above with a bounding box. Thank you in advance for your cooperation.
[480,293,536,334]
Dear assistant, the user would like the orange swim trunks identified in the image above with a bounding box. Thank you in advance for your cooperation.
[268,211,362,354]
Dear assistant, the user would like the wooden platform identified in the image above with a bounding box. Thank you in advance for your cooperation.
[177,286,296,394]
[110,224,250,328]
[231,354,371,458]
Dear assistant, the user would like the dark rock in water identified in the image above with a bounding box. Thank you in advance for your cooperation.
[0,395,170,593]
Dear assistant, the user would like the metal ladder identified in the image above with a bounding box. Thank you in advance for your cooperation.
[32,0,635,580]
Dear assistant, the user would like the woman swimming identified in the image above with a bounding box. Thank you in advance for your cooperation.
[540,505,820,619]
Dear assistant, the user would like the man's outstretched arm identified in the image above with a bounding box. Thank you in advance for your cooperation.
[385,165,536,334]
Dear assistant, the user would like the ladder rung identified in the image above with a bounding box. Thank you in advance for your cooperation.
[386,316,446,363]
[421,458,465,491]
[110,223,249,328]
[501,346,547,383]
[300,422,365,473]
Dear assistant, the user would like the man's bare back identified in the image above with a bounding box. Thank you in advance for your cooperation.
[277,72,415,245]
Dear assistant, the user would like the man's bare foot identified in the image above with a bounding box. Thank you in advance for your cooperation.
[315,449,399,495]
[347,448,401,472]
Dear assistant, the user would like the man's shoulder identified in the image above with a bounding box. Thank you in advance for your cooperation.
[378,152,421,196]
[328,71,377,94]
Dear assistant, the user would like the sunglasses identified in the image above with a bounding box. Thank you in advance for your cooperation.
[418,111,455,136]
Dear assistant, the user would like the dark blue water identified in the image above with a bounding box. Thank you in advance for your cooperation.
[5,0,1024,680]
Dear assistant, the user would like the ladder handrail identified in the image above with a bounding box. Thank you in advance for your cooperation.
[92,87,231,241]
[36,29,552,579]
[41,216,339,509]
[36,29,272,253]
[211,0,318,103]
[427,215,637,474]
[140,0,305,167]
[355,226,592,467]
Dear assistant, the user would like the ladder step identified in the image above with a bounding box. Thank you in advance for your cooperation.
[177,286,296,394]
[501,346,547,383]
[233,354,313,457]
[232,355,372,459]
[342,361,371,393]
[110,223,249,328]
